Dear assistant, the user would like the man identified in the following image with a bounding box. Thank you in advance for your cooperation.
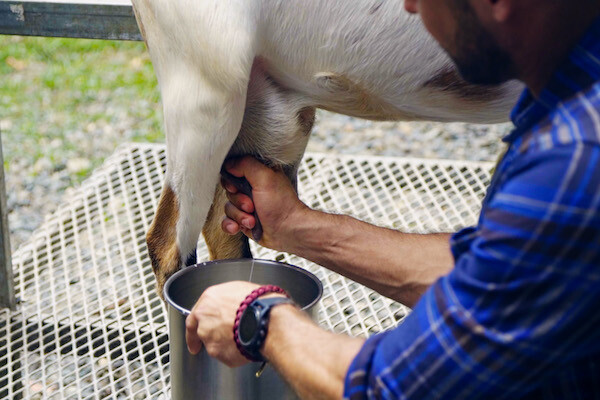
[184,0,600,398]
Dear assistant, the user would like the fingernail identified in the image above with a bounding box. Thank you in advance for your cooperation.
[242,219,251,229]
[225,221,237,234]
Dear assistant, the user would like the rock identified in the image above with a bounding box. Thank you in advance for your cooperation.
[0,119,13,131]
[5,56,27,71]
[66,158,91,174]
[33,157,53,175]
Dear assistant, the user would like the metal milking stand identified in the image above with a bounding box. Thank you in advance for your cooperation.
[0,0,142,309]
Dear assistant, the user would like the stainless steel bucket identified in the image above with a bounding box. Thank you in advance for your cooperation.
[164,259,323,400]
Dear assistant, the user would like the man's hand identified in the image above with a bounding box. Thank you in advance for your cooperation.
[220,157,453,307]
[184,279,364,400]
[221,157,309,252]
[185,281,260,367]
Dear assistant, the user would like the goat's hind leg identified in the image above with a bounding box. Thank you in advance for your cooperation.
[202,184,252,260]
[135,0,257,293]
[147,82,250,293]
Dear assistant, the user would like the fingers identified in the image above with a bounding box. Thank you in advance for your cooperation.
[221,188,256,236]
[224,191,255,214]
[222,217,253,238]
[222,217,241,235]
[220,178,239,194]
[183,281,260,366]
[225,202,255,229]
[185,313,203,355]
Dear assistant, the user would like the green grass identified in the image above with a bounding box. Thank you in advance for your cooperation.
[0,35,164,180]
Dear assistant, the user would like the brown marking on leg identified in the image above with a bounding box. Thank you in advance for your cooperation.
[147,184,181,298]
[203,184,251,260]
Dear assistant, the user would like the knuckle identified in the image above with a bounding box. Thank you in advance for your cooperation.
[185,318,195,330]
[225,201,240,216]
[204,286,216,296]
[205,344,219,358]
[196,327,205,341]
[229,194,243,207]
[192,310,203,322]
[240,156,252,167]
[202,287,218,301]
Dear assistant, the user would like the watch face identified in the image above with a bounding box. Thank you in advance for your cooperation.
[239,308,258,344]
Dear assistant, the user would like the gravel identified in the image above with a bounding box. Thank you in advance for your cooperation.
[308,111,512,161]
[4,110,512,252]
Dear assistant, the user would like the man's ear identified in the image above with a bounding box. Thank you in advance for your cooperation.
[488,0,512,23]
[472,0,512,24]
[404,0,418,14]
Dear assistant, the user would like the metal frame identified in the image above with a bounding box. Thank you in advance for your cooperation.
[0,0,141,309]
[0,129,15,310]
[0,0,140,40]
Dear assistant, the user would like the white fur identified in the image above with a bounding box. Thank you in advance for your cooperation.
[132,0,522,265]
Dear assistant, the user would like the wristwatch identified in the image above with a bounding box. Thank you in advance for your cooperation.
[237,296,295,362]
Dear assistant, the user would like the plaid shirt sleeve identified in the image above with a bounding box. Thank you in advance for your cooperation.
[343,140,600,399]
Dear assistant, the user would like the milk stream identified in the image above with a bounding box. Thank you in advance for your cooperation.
[248,258,255,283]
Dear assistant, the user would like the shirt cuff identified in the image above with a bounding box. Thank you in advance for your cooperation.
[343,331,392,400]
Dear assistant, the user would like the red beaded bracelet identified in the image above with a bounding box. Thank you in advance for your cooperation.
[233,285,289,362]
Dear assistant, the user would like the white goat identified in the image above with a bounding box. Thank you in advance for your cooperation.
[130,0,521,294]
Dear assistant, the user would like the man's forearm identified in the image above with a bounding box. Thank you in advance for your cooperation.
[263,304,365,400]
[285,209,454,307]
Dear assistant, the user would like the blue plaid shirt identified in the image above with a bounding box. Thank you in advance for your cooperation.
[344,18,600,400]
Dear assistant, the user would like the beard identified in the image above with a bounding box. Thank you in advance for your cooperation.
[448,0,517,85]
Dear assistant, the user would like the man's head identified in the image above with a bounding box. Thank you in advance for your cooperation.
[407,0,515,85]
[405,0,600,93]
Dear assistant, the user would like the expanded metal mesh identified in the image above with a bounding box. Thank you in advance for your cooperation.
[0,143,493,399]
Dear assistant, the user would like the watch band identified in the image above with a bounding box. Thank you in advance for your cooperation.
[233,285,294,362]
[241,297,295,362]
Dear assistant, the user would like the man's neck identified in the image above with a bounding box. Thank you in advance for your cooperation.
[515,5,600,97]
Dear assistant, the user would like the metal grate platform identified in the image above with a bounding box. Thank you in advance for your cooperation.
[0,143,493,399]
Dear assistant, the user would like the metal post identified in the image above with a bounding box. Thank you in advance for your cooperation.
[0,129,15,310]
[0,0,142,41]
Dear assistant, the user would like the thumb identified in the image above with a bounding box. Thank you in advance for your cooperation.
[185,313,204,355]
[224,156,277,189]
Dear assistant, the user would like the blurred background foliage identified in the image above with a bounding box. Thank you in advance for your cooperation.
[0,35,163,180]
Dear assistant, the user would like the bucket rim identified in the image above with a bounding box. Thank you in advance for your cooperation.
[163,258,323,316]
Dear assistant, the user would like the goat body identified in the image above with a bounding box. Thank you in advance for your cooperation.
[131,0,521,293]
